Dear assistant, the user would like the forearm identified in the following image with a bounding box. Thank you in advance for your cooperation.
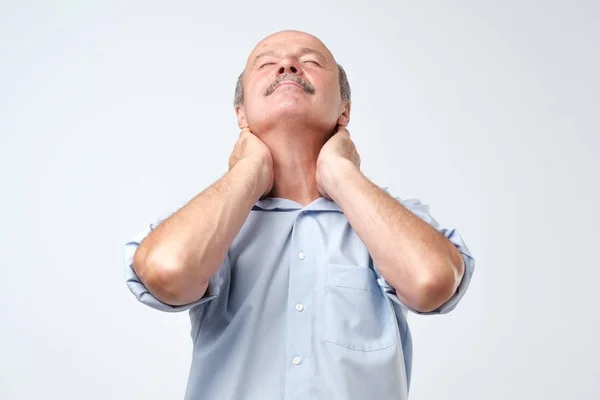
[133,159,266,305]
[327,161,464,312]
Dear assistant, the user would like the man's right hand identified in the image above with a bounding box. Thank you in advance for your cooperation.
[228,127,274,198]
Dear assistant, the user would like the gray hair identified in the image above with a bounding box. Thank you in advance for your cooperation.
[234,63,351,107]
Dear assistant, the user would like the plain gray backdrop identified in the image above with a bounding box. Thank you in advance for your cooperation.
[1,1,598,399]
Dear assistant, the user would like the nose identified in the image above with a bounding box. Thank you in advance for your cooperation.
[277,57,302,76]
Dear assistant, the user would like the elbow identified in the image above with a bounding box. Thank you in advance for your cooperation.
[133,246,207,306]
[410,257,464,313]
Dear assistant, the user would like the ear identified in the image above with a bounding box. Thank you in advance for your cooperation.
[236,105,248,129]
[336,101,351,126]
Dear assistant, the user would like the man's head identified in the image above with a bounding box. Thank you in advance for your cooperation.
[234,31,351,136]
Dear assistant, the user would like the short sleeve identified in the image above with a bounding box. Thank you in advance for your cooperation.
[376,197,475,315]
[124,210,228,313]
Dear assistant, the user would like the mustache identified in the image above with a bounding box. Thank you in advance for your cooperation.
[264,74,315,96]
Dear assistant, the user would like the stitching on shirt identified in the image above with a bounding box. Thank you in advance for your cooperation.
[323,337,397,352]
[334,284,383,295]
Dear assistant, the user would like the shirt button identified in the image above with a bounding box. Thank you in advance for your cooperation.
[297,251,306,260]
[295,303,304,312]
[292,356,301,365]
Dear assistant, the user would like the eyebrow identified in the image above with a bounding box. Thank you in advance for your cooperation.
[251,47,327,67]
[298,47,327,63]
[252,51,278,67]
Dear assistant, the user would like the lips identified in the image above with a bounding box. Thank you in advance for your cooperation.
[265,73,315,96]
[272,81,304,91]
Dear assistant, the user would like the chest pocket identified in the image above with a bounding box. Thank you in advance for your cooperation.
[323,263,396,351]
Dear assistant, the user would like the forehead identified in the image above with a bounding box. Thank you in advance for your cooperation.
[246,31,335,66]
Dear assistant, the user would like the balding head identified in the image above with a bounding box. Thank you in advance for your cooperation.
[234,30,351,136]
[234,31,351,107]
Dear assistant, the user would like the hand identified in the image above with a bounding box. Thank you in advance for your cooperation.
[228,127,274,198]
[316,126,361,200]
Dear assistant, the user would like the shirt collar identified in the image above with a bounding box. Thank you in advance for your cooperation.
[252,187,389,212]
[253,196,341,212]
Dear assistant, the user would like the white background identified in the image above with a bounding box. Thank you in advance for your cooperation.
[1,1,598,399]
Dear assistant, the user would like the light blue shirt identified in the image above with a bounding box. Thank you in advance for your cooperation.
[125,191,474,400]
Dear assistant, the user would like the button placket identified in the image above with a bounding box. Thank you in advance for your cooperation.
[284,211,313,400]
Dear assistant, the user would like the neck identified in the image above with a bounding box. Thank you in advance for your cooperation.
[259,124,332,206]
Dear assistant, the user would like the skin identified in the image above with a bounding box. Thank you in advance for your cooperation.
[236,30,350,205]
[133,30,464,312]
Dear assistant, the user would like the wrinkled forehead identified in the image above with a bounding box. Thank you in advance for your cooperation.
[245,31,336,69]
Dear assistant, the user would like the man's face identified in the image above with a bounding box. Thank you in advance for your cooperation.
[237,31,349,135]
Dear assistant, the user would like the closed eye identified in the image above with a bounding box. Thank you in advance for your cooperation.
[303,60,321,66]
[259,62,276,69]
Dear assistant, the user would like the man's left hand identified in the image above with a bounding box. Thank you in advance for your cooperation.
[316,126,361,200]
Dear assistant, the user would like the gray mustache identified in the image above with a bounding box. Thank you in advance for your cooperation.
[265,74,315,96]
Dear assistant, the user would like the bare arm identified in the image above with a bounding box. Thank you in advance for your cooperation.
[325,161,464,313]
[316,128,464,313]
[133,130,273,306]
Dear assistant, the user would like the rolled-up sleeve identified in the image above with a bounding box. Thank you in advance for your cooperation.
[377,197,475,315]
[124,212,228,312]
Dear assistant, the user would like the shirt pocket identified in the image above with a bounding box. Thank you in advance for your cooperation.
[323,263,396,351]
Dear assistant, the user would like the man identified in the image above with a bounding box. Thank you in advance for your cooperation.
[125,30,474,400]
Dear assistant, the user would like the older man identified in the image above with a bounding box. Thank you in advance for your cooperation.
[125,30,474,400]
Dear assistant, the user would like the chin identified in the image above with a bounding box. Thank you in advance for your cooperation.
[253,106,314,130]
[276,104,312,120]
[273,95,309,113]
[247,97,335,134]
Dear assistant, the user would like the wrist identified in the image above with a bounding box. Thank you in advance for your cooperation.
[320,157,360,201]
[233,158,273,199]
